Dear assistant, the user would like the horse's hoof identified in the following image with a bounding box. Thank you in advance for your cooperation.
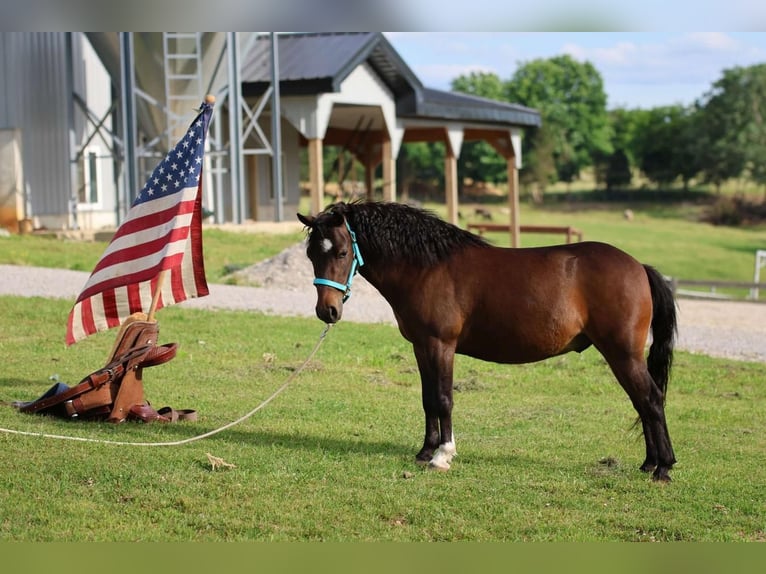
[414,458,430,467]
[652,469,672,483]
[428,461,450,472]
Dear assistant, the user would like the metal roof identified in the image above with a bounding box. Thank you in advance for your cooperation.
[241,32,540,129]
[242,32,421,98]
[406,87,542,128]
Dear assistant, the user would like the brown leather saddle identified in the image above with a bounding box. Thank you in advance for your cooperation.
[15,314,195,423]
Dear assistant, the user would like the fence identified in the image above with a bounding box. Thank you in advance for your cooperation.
[670,278,765,301]
[466,223,584,243]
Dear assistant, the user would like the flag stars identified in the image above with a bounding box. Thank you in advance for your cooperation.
[134,109,209,202]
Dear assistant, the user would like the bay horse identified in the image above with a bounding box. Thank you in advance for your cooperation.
[297,201,677,481]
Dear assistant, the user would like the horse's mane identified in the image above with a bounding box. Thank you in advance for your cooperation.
[314,201,489,267]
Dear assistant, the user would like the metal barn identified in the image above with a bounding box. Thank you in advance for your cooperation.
[0,32,540,245]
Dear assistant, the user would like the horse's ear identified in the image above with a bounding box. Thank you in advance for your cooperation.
[297,213,315,228]
[326,209,345,227]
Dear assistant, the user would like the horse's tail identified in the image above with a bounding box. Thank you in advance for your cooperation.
[644,265,677,402]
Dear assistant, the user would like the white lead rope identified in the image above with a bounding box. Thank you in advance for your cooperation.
[0,324,332,447]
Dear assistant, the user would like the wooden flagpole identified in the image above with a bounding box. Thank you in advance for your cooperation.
[104,269,166,361]
[147,269,168,322]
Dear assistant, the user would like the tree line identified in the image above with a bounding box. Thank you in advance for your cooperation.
[399,55,766,202]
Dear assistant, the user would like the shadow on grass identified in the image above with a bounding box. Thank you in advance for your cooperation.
[1,375,652,480]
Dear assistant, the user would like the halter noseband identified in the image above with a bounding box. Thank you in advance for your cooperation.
[312,219,364,302]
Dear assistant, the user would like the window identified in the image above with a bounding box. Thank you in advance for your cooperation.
[78,147,101,206]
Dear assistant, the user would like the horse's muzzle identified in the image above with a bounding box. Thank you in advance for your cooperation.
[315,302,342,324]
[314,283,346,323]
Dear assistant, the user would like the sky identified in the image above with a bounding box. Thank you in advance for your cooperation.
[384,32,766,110]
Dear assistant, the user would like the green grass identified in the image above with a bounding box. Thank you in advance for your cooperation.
[1,296,765,541]
[0,228,304,284]
[448,199,766,291]
[4,199,766,287]
[1,198,766,541]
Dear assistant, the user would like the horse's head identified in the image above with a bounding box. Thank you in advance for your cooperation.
[297,204,364,324]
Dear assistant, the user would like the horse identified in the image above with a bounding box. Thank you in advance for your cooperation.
[297,201,677,482]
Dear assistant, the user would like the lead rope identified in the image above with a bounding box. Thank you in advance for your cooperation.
[0,324,333,446]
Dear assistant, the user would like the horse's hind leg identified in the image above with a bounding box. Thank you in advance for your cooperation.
[606,355,676,482]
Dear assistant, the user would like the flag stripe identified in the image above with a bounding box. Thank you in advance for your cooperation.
[91,190,197,272]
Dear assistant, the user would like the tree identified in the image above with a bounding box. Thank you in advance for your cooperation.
[397,142,445,198]
[597,149,633,191]
[451,71,506,101]
[633,105,701,189]
[451,72,509,186]
[506,55,612,187]
[696,64,766,193]
[519,123,557,201]
[608,107,650,167]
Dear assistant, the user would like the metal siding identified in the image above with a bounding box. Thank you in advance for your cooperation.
[0,33,21,129]
[0,33,76,221]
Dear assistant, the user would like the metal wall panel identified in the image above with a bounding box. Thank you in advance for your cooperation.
[0,32,84,225]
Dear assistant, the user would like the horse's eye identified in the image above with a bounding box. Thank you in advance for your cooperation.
[339,250,348,259]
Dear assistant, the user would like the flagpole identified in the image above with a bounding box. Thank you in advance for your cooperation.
[147,269,168,322]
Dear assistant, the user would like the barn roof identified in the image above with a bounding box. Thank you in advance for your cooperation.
[241,32,541,129]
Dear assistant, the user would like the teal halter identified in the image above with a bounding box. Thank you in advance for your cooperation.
[313,219,364,302]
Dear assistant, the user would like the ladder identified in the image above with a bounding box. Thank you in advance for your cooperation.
[163,32,204,146]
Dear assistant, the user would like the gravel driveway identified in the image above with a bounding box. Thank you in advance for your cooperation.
[1,250,764,364]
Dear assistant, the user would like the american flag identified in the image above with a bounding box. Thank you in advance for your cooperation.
[66,98,215,345]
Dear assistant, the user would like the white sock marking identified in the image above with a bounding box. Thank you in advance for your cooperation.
[429,435,457,470]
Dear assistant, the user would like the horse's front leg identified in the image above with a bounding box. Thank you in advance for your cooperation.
[413,340,457,470]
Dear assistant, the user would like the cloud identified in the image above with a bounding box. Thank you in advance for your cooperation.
[560,33,765,85]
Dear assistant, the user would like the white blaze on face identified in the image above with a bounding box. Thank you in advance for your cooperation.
[321,238,333,253]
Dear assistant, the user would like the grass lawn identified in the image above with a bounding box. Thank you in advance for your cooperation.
[1,296,765,542]
[1,194,765,544]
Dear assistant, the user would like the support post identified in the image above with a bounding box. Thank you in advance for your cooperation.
[119,32,137,224]
[445,145,459,225]
[507,158,520,248]
[381,138,396,202]
[226,32,244,223]
[269,32,284,221]
[308,138,324,215]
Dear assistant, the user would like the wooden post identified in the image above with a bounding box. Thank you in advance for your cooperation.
[507,157,520,248]
[445,146,459,225]
[147,269,168,322]
[381,138,396,202]
[364,154,375,200]
[308,138,324,215]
